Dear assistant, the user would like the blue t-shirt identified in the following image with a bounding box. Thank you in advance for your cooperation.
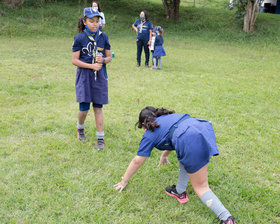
[137,114,188,157]
[72,30,111,64]
[133,19,153,41]
[154,35,164,46]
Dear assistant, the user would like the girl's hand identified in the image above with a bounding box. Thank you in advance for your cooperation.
[158,155,170,167]
[114,180,128,193]
[96,55,104,64]
[92,63,102,71]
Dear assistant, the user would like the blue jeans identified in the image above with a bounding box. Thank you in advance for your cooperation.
[136,39,150,65]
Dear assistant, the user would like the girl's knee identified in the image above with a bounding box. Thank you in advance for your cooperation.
[192,185,211,198]
[79,110,88,115]
[93,107,103,114]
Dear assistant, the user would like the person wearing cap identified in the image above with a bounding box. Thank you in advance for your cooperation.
[114,106,237,224]
[132,10,153,67]
[72,7,112,150]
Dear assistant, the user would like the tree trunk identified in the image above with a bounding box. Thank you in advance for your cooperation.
[243,0,259,33]
[3,0,24,9]
[162,0,181,20]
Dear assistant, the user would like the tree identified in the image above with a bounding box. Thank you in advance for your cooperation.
[162,0,181,20]
[236,0,261,33]
[3,0,24,8]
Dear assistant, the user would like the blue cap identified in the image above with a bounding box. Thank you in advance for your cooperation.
[83,7,103,19]
[154,26,162,32]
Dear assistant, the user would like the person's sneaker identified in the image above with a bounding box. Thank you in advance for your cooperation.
[77,128,86,140]
[220,216,237,224]
[145,63,149,68]
[96,138,105,150]
[136,63,140,67]
[165,185,189,203]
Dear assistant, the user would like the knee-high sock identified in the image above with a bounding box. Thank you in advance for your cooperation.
[176,162,189,194]
[158,57,162,69]
[153,57,157,67]
[201,190,231,221]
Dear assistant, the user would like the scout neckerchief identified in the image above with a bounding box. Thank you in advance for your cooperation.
[84,27,101,80]
[139,20,145,34]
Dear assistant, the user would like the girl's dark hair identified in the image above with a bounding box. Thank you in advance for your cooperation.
[141,10,148,21]
[92,1,101,12]
[136,106,175,131]
[78,16,86,33]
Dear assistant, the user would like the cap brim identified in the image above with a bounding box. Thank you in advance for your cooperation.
[87,14,103,19]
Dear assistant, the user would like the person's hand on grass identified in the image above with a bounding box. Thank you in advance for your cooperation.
[114,180,128,193]
[158,155,170,167]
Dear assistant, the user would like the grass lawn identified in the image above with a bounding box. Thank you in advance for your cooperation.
[0,34,279,223]
[0,0,280,223]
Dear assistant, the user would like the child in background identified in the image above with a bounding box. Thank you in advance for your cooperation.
[72,7,112,150]
[149,29,156,58]
[152,26,166,70]
[92,1,106,30]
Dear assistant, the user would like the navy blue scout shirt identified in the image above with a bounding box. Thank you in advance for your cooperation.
[72,30,111,63]
[133,19,153,42]
[154,35,164,46]
[137,114,188,157]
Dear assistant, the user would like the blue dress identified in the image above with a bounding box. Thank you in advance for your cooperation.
[153,35,166,57]
[137,114,219,173]
[72,30,111,104]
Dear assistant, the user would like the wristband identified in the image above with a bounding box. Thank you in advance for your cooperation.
[103,58,105,64]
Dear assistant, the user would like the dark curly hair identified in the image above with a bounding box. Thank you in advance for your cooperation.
[136,106,175,131]
[77,16,86,33]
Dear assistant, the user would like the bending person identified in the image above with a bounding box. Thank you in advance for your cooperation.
[114,106,237,224]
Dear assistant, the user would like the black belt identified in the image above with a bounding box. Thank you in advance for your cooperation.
[169,114,191,142]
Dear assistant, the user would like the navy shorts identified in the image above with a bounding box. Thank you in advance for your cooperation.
[79,102,103,111]
[172,118,219,174]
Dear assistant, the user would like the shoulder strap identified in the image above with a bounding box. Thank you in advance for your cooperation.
[169,114,191,142]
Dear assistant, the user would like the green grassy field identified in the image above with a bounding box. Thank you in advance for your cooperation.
[1,0,280,223]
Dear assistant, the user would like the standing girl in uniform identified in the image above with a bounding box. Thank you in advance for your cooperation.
[114,106,237,224]
[152,26,166,70]
[72,7,111,150]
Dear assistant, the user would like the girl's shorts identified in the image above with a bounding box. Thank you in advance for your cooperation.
[172,118,219,174]
[79,102,103,111]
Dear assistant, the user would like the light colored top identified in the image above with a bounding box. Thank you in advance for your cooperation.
[150,36,156,51]
[99,12,105,26]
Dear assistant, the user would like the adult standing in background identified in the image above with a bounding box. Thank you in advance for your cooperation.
[92,1,105,30]
[132,10,153,67]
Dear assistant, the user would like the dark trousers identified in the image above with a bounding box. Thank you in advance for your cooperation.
[136,39,150,65]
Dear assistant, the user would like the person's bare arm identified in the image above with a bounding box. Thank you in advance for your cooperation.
[114,156,147,192]
[158,150,172,167]
[148,29,152,46]
[132,24,138,33]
